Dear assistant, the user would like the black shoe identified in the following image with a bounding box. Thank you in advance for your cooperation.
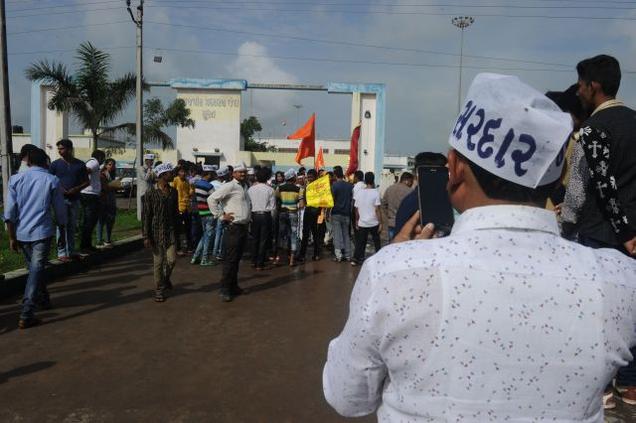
[233,287,249,296]
[164,280,173,290]
[221,294,233,302]
[18,317,41,329]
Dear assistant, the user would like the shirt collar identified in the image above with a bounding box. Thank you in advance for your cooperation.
[592,99,624,116]
[26,166,48,173]
[451,205,560,237]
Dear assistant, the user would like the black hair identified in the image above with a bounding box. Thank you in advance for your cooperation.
[19,144,38,160]
[333,166,344,178]
[28,147,48,168]
[92,150,106,162]
[354,170,364,181]
[103,158,116,178]
[298,167,306,175]
[459,153,558,206]
[364,171,375,186]
[256,167,269,183]
[545,84,588,122]
[56,138,73,149]
[333,165,343,174]
[399,171,414,182]
[415,152,447,168]
[576,54,621,97]
[275,171,285,180]
[306,169,317,178]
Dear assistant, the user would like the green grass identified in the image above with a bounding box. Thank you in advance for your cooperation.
[0,209,141,275]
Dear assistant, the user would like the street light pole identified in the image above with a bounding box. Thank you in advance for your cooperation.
[452,16,474,114]
[128,0,144,219]
[0,0,12,205]
[293,104,302,129]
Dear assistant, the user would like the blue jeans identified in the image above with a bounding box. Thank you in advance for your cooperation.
[20,238,51,320]
[213,220,225,258]
[331,214,351,259]
[80,194,100,249]
[193,215,216,262]
[57,200,79,257]
[278,211,299,254]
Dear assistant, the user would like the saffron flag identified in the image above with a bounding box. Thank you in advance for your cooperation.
[288,113,316,165]
[305,175,334,208]
[315,146,325,170]
[345,125,361,176]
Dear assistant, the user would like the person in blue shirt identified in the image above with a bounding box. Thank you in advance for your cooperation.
[394,152,448,235]
[4,147,68,329]
[48,139,89,261]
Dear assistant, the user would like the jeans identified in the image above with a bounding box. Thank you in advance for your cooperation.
[57,199,79,257]
[191,212,202,249]
[152,244,176,295]
[331,214,352,259]
[213,220,225,258]
[80,194,100,250]
[193,215,216,262]
[20,238,51,320]
[96,201,116,244]
[354,225,381,263]
[177,211,193,252]
[278,211,299,256]
[220,224,248,296]
[298,207,321,259]
[251,213,272,267]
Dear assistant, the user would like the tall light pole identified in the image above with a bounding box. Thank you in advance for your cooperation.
[293,104,302,128]
[0,0,12,205]
[451,16,474,114]
[127,0,144,219]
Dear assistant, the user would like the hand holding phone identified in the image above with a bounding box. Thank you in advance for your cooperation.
[416,165,454,236]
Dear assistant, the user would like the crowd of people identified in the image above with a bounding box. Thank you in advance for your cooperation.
[139,156,393,303]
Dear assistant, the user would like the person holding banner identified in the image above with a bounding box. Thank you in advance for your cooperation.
[323,73,636,421]
[297,169,323,263]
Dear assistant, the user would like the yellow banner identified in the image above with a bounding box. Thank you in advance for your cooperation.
[305,175,334,208]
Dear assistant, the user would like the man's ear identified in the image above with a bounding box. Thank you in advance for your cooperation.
[447,149,466,190]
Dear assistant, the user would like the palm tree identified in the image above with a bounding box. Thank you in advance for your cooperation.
[25,42,138,151]
[102,97,195,150]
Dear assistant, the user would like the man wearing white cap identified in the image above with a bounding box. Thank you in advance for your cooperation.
[323,74,636,421]
[275,168,302,266]
[208,162,251,302]
[138,153,156,201]
[142,162,178,302]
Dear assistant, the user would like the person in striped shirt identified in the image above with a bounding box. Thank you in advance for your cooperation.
[191,165,217,266]
[275,169,303,266]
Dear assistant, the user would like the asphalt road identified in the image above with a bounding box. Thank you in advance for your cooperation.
[0,248,633,422]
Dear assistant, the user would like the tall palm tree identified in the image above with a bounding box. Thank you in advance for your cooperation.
[102,97,195,150]
[25,42,138,151]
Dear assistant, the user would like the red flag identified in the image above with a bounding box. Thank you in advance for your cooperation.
[288,113,315,165]
[345,125,361,176]
[315,146,325,170]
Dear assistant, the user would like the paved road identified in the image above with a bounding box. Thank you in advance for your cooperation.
[0,249,633,422]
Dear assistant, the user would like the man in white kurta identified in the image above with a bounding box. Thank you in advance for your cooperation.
[323,73,636,422]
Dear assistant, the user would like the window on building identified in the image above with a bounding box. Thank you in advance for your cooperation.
[278,148,297,153]
[334,149,350,155]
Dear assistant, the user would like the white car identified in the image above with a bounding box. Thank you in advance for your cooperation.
[117,166,137,196]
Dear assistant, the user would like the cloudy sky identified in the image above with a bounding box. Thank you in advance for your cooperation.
[7,0,636,154]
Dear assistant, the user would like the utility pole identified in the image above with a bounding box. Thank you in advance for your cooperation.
[128,0,144,219]
[0,0,12,205]
[451,16,474,114]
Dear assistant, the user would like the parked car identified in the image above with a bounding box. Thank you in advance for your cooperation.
[117,165,137,197]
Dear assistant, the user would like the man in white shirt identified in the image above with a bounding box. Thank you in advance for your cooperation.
[323,73,636,422]
[208,163,251,302]
[247,168,276,270]
[79,149,105,253]
[352,171,382,266]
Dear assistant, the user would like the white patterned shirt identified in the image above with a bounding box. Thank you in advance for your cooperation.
[323,205,636,422]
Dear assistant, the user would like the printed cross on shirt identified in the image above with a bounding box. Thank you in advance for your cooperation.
[596,181,608,199]
[595,161,609,177]
[588,141,602,159]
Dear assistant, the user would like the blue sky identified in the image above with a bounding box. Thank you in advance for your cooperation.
[7,0,636,154]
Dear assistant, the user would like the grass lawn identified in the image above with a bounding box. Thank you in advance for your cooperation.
[0,209,141,274]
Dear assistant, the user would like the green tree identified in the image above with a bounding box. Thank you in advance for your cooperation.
[103,98,195,150]
[241,116,276,152]
[25,42,139,151]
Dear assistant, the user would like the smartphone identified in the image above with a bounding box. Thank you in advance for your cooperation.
[416,165,454,236]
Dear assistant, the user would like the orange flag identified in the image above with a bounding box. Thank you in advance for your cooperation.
[288,113,315,165]
[315,146,325,170]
